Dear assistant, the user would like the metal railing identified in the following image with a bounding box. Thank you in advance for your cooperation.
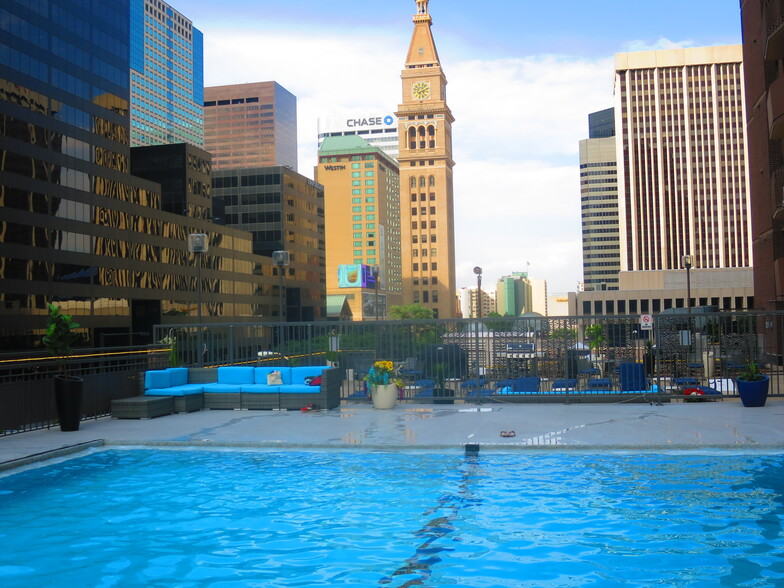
[2,310,783,435]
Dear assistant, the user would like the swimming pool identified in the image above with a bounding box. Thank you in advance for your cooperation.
[0,448,782,587]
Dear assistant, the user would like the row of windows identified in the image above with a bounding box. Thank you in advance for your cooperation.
[413,290,440,304]
[581,296,752,315]
[412,262,438,271]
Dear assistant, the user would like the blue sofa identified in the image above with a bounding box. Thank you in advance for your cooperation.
[143,366,340,410]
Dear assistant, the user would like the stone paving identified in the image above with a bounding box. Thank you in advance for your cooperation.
[2,399,784,469]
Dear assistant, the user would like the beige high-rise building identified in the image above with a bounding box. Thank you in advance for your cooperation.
[396,0,457,318]
[316,136,403,320]
[614,46,751,273]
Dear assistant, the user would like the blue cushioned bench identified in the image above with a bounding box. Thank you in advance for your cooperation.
[140,365,340,411]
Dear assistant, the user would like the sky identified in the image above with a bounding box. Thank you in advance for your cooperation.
[178,0,742,295]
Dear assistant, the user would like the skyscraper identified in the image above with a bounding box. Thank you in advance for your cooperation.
[129,0,204,147]
[316,135,403,319]
[614,46,751,273]
[0,0,281,348]
[580,107,620,291]
[396,0,457,318]
[204,82,298,172]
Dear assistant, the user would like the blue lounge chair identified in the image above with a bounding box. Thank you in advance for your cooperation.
[552,379,578,392]
[618,363,647,392]
[585,378,612,392]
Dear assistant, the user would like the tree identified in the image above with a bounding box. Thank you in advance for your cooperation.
[388,304,433,320]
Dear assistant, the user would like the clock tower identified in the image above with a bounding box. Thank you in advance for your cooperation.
[396,0,457,318]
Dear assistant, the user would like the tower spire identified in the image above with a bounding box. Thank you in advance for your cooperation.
[406,0,438,66]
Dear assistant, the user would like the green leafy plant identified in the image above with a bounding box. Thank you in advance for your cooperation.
[585,324,606,352]
[738,361,764,382]
[159,330,179,367]
[42,303,80,375]
[433,361,447,389]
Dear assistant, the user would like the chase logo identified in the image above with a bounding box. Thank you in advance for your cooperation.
[384,115,394,125]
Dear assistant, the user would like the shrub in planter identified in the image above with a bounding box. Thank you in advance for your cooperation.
[735,362,769,408]
[42,304,84,431]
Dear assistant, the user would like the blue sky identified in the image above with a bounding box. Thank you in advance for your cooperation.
[179,0,743,296]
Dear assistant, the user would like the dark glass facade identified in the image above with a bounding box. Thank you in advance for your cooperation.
[588,107,615,139]
[0,0,278,350]
[212,167,327,321]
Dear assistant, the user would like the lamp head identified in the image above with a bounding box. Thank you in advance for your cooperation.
[681,254,693,269]
[473,266,482,275]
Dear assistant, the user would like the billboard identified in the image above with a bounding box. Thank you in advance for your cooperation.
[338,264,378,289]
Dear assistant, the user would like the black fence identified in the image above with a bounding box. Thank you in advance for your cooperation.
[2,311,783,435]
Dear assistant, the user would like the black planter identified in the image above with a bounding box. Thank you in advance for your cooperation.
[736,375,769,408]
[643,353,655,377]
[54,375,84,431]
[433,387,454,404]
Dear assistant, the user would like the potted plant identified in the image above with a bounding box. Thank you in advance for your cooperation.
[735,361,769,407]
[432,361,454,404]
[365,360,401,409]
[42,303,83,431]
[643,338,655,377]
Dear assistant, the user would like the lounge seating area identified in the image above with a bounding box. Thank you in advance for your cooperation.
[112,366,340,418]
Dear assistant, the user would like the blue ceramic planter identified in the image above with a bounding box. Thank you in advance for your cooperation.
[736,375,769,407]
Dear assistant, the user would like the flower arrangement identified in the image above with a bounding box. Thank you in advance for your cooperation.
[365,360,402,388]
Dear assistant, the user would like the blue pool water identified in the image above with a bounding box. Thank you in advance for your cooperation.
[0,449,783,587]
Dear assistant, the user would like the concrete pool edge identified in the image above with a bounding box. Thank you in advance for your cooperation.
[3,439,784,474]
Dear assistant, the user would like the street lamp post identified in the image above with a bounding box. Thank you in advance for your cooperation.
[473,266,483,378]
[272,250,290,356]
[473,266,483,319]
[371,265,380,320]
[188,233,208,366]
[682,254,693,315]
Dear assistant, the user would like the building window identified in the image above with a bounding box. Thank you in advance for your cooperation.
[353,224,362,230]
[410,177,417,188]
[352,172,361,178]
[429,175,435,186]
[413,250,419,257]
[423,291,429,303]
[413,263,419,271]
[351,198,361,203]
[352,215,361,221]
[352,181,361,186]
[365,189,375,194]
[422,263,428,271]
[366,206,376,212]
[353,241,362,247]
[432,290,439,303]
[366,223,375,229]
[365,171,374,177]
[431,262,437,270]
[352,206,361,212]
[353,250,363,256]
[352,189,361,195]
[432,277,438,285]
[430,220,436,228]
[413,291,420,303]
[412,208,418,215]
[351,163,361,169]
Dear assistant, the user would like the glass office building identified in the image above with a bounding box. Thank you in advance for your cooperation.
[0,0,278,350]
[129,0,204,147]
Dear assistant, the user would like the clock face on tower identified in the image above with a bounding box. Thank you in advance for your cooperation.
[411,81,431,100]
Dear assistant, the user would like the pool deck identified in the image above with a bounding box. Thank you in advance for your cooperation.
[2,398,784,467]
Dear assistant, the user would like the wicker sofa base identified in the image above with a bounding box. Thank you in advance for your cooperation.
[204,392,242,410]
[112,395,174,419]
[174,394,204,413]
[242,393,280,410]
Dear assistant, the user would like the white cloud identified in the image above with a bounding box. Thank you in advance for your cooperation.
[203,29,616,295]
[622,37,696,52]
